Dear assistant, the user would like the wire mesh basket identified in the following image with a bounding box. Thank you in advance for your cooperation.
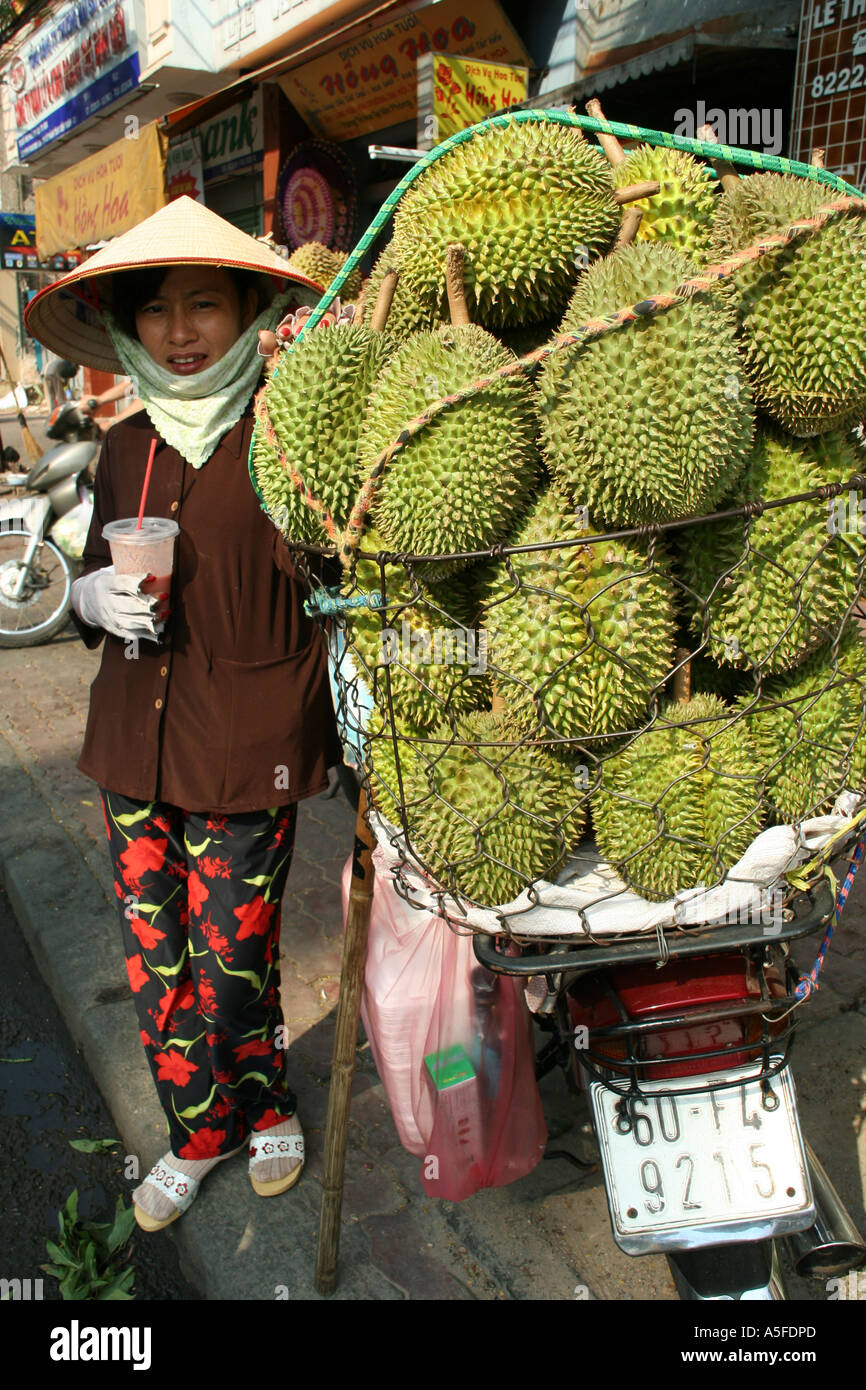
[250,110,866,947]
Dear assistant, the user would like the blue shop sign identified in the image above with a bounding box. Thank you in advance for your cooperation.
[17,51,140,163]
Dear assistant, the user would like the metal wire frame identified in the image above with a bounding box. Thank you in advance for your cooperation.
[290,474,866,952]
[571,946,800,1107]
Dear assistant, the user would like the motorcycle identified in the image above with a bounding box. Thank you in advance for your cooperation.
[471,867,866,1301]
[0,402,100,647]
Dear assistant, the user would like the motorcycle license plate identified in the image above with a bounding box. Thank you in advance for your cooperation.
[590,1063,814,1254]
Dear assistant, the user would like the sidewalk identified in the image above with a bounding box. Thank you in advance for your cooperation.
[2,626,866,1301]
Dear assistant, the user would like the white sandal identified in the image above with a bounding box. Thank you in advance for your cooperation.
[133,1158,201,1232]
[249,1127,305,1196]
[133,1141,246,1231]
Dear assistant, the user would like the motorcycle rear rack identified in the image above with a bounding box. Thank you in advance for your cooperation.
[471,879,834,976]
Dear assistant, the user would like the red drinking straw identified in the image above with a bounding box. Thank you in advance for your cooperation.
[137,438,158,529]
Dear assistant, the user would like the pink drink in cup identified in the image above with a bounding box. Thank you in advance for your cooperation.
[102,517,179,620]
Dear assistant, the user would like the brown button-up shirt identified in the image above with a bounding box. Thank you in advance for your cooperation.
[73,403,343,813]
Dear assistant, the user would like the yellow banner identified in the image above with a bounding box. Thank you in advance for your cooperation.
[280,0,531,143]
[432,55,527,139]
[35,121,167,258]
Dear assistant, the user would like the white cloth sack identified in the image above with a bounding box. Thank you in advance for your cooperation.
[367,791,862,938]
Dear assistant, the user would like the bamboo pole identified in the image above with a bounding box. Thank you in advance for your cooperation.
[315,783,376,1296]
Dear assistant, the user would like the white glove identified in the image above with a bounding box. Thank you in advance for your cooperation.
[71,565,166,643]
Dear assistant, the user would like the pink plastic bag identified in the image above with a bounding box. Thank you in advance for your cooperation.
[341,855,547,1202]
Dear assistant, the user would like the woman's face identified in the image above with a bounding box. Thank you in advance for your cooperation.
[134,266,257,375]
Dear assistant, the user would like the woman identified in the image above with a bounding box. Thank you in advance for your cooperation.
[25,197,344,1231]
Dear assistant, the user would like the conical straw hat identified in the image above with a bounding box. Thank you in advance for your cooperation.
[25,196,323,373]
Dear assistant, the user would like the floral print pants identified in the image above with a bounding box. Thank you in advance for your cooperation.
[100,788,299,1159]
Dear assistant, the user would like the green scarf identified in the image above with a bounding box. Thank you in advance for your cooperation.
[103,292,293,468]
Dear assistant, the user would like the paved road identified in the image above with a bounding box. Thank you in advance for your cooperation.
[0,882,198,1301]
[1,621,865,1301]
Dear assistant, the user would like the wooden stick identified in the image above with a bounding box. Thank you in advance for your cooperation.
[697,123,740,193]
[673,647,692,703]
[612,180,660,205]
[445,243,471,326]
[586,97,627,166]
[369,268,398,332]
[613,207,643,250]
[315,783,376,1297]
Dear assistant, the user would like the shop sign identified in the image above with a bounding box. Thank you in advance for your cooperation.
[12,0,141,164]
[0,214,78,269]
[792,0,866,188]
[166,133,205,204]
[280,0,531,142]
[34,119,166,257]
[197,97,263,183]
[425,53,527,142]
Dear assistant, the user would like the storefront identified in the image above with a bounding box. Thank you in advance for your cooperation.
[161,0,811,277]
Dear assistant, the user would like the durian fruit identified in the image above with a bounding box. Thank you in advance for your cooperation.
[592,693,764,901]
[250,417,322,545]
[359,239,444,344]
[287,241,362,300]
[680,427,866,674]
[586,101,717,258]
[391,117,620,328]
[711,172,866,435]
[363,710,429,825]
[357,247,539,573]
[738,625,866,820]
[612,145,717,258]
[344,531,489,729]
[401,709,587,907]
[538,241,754,528]
[482,489,678,744]
[263,280,396,538]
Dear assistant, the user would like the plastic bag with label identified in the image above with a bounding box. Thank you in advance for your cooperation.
[341,853,547,1202]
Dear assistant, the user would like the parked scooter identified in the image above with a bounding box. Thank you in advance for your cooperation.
[472,867,866,1300]
[0,402,100,647]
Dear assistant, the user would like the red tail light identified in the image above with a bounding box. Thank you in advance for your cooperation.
[568,952,788,1081]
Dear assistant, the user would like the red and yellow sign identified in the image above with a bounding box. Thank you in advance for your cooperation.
[279,0,531,142]
[35,119,166,257]
[432,54,527,139]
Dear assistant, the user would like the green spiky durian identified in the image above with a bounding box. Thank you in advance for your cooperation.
[538,241,754,527]
[482,490,678,744]
[391,118,620,328]
[613,144,717,257]
[363,712,429,825]
[250,416,322,545]
[359,239,444,344]
[680,428,866,674]
[711,172,866,435]
[344,532,489,729]
[592,694,764,901]
[402,710,587,908]
[264,323,392,536]
[738,626,866,821]
[287,241,362,300]
[357,323,539,571]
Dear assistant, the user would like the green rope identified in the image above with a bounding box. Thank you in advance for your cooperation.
[249,108,861,513]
